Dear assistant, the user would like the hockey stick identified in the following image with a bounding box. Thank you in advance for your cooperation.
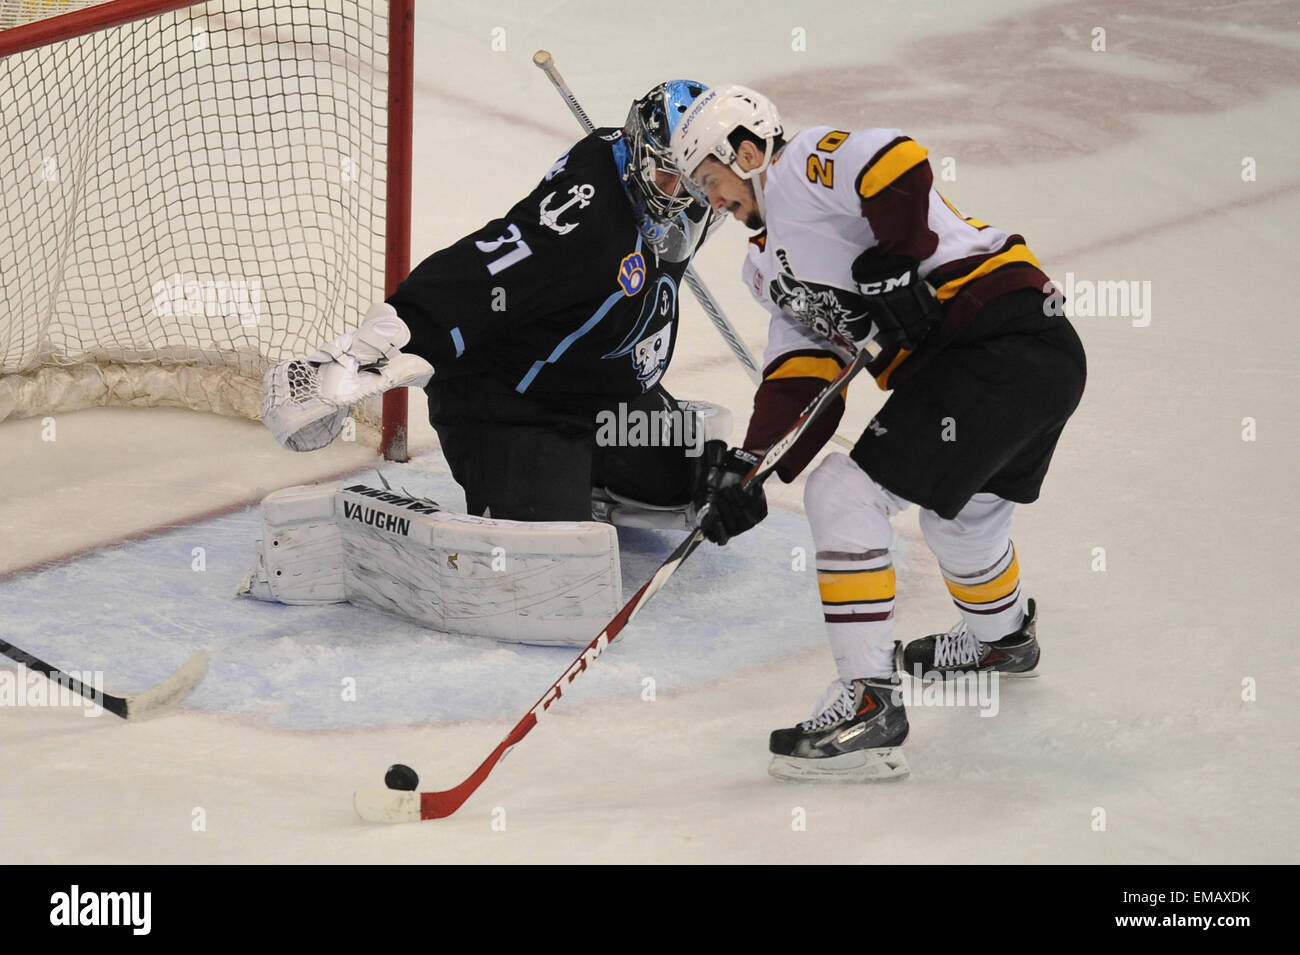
[532,50,763,385]
[531,50,857,451]
[353,339,878,823]
[0,638,208,721]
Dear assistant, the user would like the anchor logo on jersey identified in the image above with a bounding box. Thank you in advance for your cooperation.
[539,184,596,234]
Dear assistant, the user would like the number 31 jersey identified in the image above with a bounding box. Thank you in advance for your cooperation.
[387,130,710,409]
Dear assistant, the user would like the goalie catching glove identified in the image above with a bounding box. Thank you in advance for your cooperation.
[696,440,768,545]
[262,302,433,452]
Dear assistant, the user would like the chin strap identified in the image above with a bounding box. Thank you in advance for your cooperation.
[731,138,776,224]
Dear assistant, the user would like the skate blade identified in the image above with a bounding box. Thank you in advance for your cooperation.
[768,747,910,782]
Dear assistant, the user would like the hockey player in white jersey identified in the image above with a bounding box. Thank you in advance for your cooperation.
[671,86,1086,781]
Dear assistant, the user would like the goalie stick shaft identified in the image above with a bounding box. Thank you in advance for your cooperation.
[680,268,762,384]
[531,49,596,134]
[355,341,876,822]
[0,638,207,720]
[531,50,763,386]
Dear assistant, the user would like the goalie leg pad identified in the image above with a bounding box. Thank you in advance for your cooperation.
[337,483,620,646]
[236,484,347,603]
[242,482,622,646]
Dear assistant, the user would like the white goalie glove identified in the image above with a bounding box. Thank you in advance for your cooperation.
[262,302,434,452]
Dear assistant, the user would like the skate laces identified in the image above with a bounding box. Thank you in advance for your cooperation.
[933,622,980,668]
[800,679,856,731]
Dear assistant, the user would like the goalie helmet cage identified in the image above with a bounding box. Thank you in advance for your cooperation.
[0,0,414,460]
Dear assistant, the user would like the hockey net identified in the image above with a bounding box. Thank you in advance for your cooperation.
[0,0,413,457]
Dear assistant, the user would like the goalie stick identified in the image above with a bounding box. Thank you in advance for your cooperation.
[531,50,856,451]
[0,638,208,721]
[353,338,879,823]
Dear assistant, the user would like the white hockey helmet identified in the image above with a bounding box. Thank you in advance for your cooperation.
[670,84,783,193]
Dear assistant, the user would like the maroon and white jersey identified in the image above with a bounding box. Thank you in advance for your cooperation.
[740,125,1052,480]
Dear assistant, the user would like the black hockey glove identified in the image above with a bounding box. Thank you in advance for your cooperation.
[695,440,767,546]
[847,250,943,353]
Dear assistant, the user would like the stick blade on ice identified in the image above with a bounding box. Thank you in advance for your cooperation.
[122,649,209,720]
[354,753,505,822]
[353,787,421,823]
[353,784,475,823]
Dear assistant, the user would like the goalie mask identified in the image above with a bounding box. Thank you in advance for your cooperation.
[616,80,711,259]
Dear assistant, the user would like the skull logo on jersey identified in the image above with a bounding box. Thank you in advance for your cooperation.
[768,269,867,348]
[603,274,678,390]
[632,328,671,388]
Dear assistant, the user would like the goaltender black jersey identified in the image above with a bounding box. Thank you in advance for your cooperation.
[388,129,709,409]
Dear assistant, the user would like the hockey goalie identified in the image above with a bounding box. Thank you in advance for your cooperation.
[249,79,732,645]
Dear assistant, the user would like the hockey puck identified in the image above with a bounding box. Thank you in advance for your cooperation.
[384,763,419,791]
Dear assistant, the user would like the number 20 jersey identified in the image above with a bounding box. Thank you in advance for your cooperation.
[739,125,1054,479]
[743,125,1053,392]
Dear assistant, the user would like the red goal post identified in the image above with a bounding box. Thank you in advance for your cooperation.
[0,0,414,460]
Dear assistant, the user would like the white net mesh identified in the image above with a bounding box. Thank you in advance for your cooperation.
[0,0,394,431]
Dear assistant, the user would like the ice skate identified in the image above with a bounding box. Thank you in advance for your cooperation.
[768,676,910,781]
[901,598,1039,680]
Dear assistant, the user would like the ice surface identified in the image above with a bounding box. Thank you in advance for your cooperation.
[1,458,887,728]
[0,0,1296,863]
